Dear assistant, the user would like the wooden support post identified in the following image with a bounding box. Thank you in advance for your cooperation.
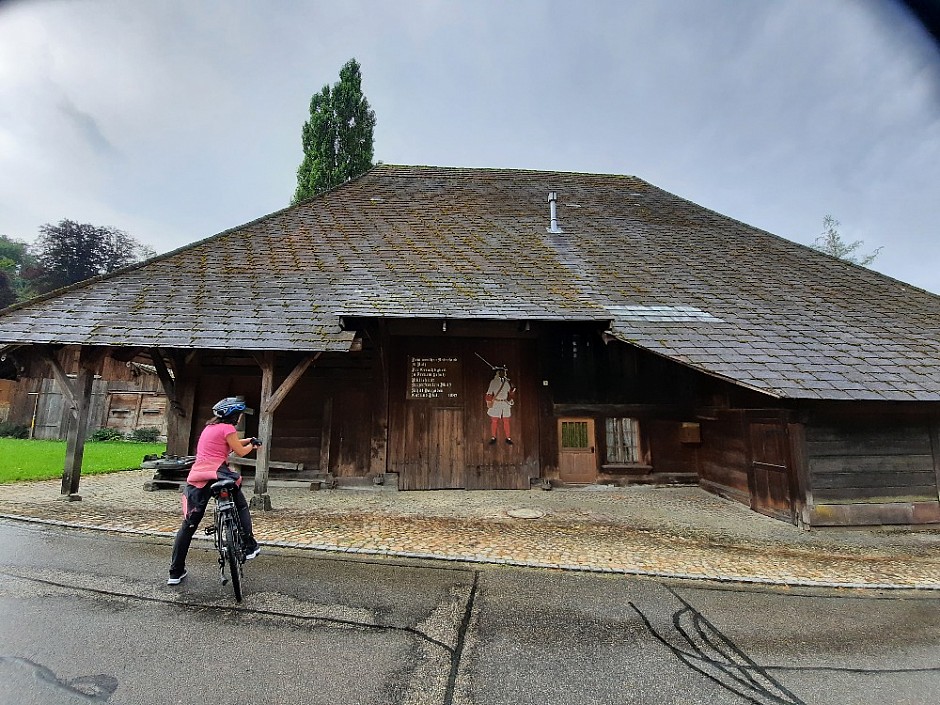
[788,422,812,530]
[44,348,78,418]
[369,324,389,477]
[252,351,275,510]
[149,348,177,406]
[250,352,319,510]
[151,349,198,456]
[320,396,333,476]
[173,352,199,456]
[58,347,104,500]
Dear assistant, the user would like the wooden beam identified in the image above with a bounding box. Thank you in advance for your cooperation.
[320,396,333,476]
[149,348,199,456]
[60,347,104,499]
[251,351,275,510]
[149,348,178,411]
[165,351,199,457]
[248,351,321,508]
[369,325,389,476]
[41,347,78,418]
[788,422,812,529]
[262,353,320,414]
[229,458,304,472]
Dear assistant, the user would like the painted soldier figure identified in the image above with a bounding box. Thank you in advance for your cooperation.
[485,366,516,445]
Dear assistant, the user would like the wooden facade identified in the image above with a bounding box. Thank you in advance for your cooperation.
[62,317,931,529]
[799,407,940,526]
[4,352,168,440]
[388,328,540,490]
[0,379,14,422]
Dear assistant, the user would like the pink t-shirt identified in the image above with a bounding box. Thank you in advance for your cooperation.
[187,423,240,488]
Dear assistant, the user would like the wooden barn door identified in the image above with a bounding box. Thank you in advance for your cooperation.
[429,408,465,487]
[390,336,538,490]
[463,338,538,490]
[748,418,795,522]
[395,345,467,489]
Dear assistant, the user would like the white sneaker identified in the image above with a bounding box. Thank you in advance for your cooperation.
[167,570,187,585]
[245,546,261,560]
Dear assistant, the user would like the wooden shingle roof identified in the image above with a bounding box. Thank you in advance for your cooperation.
[2,164,939,400]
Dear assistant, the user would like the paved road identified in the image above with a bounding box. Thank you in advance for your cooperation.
[1,519,938,704]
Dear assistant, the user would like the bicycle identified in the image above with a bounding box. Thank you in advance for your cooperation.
[205,478,248,601]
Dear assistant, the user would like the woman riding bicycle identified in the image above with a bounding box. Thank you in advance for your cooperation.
[167,397,262,585]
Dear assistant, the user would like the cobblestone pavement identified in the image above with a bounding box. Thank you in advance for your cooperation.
[2,470,939,590]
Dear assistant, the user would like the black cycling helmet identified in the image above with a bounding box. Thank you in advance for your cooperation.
[212,397,247,419]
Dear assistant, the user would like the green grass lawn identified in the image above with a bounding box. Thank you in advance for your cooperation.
[0,438,166,483]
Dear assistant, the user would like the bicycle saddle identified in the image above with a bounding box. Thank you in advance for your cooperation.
[210,478,237,493]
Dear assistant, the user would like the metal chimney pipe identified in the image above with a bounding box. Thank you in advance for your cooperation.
[548,191,561,233]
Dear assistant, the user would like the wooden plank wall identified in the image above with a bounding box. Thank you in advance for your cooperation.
[806,422,938,504]
[802,414,940,526]
[697,410,750,504]
[643,419,699,474]
[9,377,109,439]
[195,347,380,478]
[388,332,540,490]
[18,348,160,384]
[0,379,14,422]
[748,418,795,522]
[5,347,167,439]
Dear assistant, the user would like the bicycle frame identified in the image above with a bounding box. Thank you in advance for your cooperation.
[207,479,247,600]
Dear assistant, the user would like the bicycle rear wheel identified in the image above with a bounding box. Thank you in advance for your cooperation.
[222,515,243,602]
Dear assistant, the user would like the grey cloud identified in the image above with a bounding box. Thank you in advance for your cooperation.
[57,97,117,157]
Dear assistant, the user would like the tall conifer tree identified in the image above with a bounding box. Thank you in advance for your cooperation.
[293,59,375,204]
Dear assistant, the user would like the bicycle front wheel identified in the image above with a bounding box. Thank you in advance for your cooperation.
[223,515,243,602]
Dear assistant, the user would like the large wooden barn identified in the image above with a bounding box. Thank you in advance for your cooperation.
[1,165,938,527]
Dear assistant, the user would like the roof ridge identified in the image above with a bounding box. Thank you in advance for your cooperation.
[373,163,643,181]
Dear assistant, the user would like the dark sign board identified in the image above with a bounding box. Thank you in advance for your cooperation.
[408,356,461,400]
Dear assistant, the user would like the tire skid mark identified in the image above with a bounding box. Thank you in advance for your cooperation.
[443,571,479,705]
[631,589,806,705]
[0,568,455,655]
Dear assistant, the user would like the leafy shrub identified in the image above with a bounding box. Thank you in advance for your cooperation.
[129,427,161,443]
[0,421,29,439]
[89,427,126,442]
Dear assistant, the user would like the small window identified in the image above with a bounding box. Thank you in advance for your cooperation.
[560,420,591,449]
[606,417,640,463]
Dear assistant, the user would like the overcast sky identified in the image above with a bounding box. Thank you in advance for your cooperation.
[1,0,938,294]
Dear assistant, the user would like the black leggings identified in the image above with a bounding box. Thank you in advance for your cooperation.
[169,481,255,574]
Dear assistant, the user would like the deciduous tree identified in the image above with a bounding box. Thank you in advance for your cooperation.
[0,270,15,309]
[0,234,40,303]
[31,220,155,292]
